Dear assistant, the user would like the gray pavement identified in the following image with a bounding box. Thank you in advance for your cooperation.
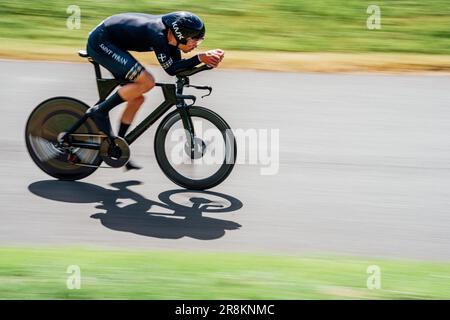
[1,59,450,261]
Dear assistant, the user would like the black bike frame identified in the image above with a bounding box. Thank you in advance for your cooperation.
[124,82,177,145]
[64,57,206,150]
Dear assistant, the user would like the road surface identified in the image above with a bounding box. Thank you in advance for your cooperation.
[1,59,450,261]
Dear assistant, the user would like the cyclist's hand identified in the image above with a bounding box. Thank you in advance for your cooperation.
[212,49,225,62]
[198,50,223,68]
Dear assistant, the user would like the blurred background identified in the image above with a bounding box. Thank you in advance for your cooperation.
[1,0,449,71]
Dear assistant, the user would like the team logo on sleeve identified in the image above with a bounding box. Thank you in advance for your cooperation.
[157,53,166,62]
[157,53,173,69]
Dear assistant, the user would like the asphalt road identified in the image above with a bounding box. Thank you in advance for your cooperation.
[1,59,450,261]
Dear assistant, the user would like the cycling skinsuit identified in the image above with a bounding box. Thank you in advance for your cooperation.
[86,13,202,80]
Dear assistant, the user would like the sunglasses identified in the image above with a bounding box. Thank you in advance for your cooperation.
[186,37,204,45]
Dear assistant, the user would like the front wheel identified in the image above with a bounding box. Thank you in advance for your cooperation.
[154,106,237,190]
[25,97,102,180]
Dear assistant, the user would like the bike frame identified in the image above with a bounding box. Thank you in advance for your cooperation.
[62,57,209,151]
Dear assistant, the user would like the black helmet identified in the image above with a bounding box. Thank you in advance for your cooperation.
[162,11,205,45]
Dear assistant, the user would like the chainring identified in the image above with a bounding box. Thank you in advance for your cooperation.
[99,137,130,168]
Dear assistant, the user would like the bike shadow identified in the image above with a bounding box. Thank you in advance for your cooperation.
[28,180,243,240]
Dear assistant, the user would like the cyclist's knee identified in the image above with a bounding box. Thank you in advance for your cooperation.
[133,95,145,106]
[136,71,155,93]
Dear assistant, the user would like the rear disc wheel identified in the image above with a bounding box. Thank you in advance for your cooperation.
[25,97,102,180]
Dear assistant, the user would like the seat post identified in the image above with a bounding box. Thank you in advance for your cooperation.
[89,58,102,79]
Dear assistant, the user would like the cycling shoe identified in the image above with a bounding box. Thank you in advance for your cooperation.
[86,107,115,137]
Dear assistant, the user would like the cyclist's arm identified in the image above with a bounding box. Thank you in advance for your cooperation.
[154,46,201,76]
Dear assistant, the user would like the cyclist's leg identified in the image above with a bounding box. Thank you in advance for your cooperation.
[116,93,146,170]
[118,71,154,101]
[116,98,144,171]
[86,43,154,102]
[86,26,153,170]
[116,71,153,125]
[86,25,155,102]
[85,29,154,135]
[120,95,145,125]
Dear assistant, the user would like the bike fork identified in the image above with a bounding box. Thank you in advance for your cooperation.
[178,107,196,157]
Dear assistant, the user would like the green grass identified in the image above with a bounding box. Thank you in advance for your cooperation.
[0,247,449,299]
[0,0,449,55]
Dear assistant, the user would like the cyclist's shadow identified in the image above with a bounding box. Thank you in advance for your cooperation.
[28,180,243,240]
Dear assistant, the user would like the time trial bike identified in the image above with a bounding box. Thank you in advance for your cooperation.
[25,50,236,190]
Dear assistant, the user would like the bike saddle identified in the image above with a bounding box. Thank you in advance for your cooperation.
[78,50,89,58]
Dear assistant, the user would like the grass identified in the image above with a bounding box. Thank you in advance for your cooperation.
[0,1,449,72]
[0,0,450,54]
[0,247,450,299]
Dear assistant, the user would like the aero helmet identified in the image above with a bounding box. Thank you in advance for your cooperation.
[162,11,205,45]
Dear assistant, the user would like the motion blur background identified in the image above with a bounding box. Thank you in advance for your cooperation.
[1,0,450,70]
[0,0,450,299]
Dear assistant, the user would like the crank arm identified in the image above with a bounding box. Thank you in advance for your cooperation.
[74,163,115,169]
[69,133,107,138]
[69,141,101,150]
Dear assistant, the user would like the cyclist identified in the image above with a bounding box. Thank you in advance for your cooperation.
[85,11,224,170]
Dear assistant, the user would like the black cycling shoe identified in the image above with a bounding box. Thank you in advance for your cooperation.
[125,160,142,171]
[86,107,115,137]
